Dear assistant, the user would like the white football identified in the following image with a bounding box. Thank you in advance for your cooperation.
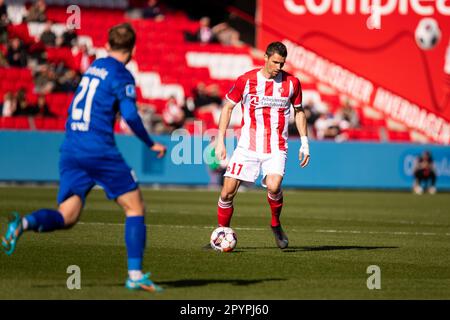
[415,18,441,50]
[210,227,237,252]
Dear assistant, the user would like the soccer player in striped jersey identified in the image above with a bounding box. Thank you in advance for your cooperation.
[2,23,166,292]
[213,41,310,249]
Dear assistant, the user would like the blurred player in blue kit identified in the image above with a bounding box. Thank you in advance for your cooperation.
[1,23,167,292]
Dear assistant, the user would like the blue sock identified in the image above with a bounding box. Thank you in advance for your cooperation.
[125,216,146,272]
[24,209,65,232]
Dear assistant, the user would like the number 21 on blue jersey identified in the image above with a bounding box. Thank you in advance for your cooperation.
[71,76,100,131]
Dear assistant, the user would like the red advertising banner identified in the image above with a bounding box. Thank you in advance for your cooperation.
[256,0,450,144]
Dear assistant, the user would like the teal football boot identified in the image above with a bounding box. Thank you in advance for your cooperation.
[2,212,24,256]
[125,272,163,293]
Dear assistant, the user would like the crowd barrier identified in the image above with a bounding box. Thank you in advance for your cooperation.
[1,131,449,190]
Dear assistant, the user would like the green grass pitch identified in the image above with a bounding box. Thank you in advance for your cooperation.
[0,186,449,299]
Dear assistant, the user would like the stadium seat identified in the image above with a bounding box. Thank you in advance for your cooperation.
[183,120,198,135]
[46,93,73,117]
[2,7,415,141]
[7,23,35,45]
[46,47,77,69]
[344,128,380,141]
[196,111,217,130]
[388,130,411,142]
[0,116,30,130]
[34,117,66,131]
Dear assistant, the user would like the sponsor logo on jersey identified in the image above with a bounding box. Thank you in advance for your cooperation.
[126,84,136,99]
[249,94,289,108]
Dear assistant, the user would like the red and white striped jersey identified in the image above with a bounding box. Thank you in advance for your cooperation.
[226,68,302,154]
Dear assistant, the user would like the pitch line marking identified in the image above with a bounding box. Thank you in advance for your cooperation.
[76,222,450,237]
[313,229,448,237]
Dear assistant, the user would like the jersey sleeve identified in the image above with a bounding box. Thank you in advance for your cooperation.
[225,75,246,105]
[291,77,302,108]
[111,69,137,103]
[113,69,154,148]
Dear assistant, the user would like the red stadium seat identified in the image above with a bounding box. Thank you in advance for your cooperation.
[46,48,77,70]
[388,130,411,142]
[34,117,66,131]
[195,111,217,129]
[344,128,380,141]
[0,116,30,130]
[46,7,69,23]
[26,93,39,106]
[7,24,34,45]
[0,117,15,129]
[183,121,197,134]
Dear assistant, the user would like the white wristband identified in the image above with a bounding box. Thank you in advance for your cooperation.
[301,136,309,145]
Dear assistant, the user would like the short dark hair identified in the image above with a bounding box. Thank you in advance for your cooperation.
[108,23,136,53]
[265,41,287,58]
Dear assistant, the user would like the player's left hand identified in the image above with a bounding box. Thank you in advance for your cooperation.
[151,143,167,158]
[299,144,310,168]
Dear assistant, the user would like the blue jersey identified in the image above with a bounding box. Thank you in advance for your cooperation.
[61,56,153,157]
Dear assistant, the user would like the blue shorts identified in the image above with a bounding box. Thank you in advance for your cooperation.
[57,152,138,205]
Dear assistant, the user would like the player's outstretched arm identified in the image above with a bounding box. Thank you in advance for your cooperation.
[215,100,235,160]
[294,107,310,168]
[119,98,167,158]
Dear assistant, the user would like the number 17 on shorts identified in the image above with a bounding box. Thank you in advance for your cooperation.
[228,163,243,176]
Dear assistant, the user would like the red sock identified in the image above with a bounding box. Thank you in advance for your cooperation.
[267,191,283,227]
[217,198,234,227]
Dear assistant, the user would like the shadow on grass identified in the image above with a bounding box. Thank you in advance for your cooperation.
[157,278,287,288]
[285,245,398,252]
[32,278,287,289]
[237,245,398,252]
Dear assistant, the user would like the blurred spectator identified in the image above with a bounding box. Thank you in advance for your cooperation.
[26,0,47,23]
[6,3,27,25]
[193,82,210,108]
[303,99,320,137]
[198,17,214,44]
[0,0,8,44]
[193,83,222,112]
[205,84,222,105]
[12,88,31,116]
[0,49,8,66]
[182,96,196,119]
[0,0,6,20]
[314,112,340,140]
[142,0,164,21]
[212,22,241,47]
[288,100,319,138]
[6,37,28,67]
[162,95,185,132]
[185,17,217,44]
[1,91,17,116]
[336,99,359,130]
[413,150,437,195]
[40,20,56,47]
[34,64,56,94]
[120,103,163,135]
[58,27,78,47]
[72,44,95,73]
[55,69,80,93]
[29,94,56,117]
[137,103,160,133]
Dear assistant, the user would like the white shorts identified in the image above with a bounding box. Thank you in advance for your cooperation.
[224,147,287,186]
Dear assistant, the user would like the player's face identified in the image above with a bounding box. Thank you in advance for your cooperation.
[264,53,286,78]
